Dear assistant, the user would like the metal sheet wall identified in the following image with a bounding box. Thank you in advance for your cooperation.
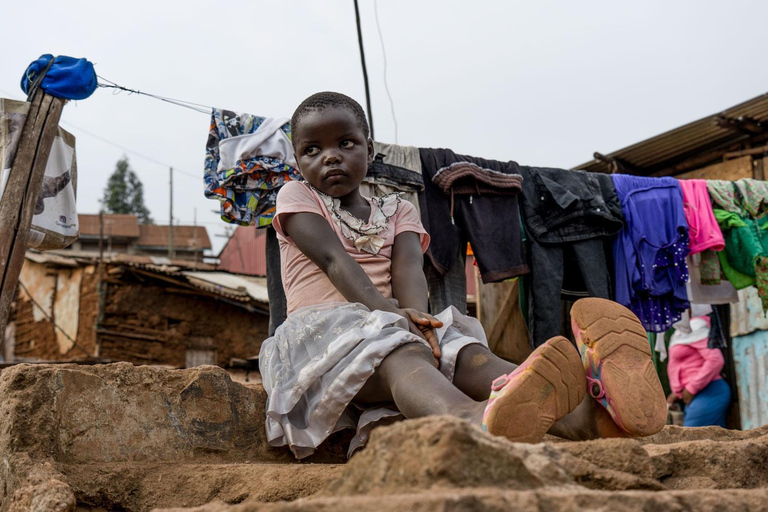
[732,330,768,430]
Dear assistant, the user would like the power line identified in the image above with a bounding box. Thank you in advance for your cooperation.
[373,0,399,143]
[59,121,200,181]
[1,86,200,181]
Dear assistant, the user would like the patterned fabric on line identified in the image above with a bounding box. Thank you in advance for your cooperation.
[204,109,302,227]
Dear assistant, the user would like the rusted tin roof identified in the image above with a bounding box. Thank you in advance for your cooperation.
[575,92,768,176]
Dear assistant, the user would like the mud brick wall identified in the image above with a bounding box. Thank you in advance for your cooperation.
[99,282,269,367]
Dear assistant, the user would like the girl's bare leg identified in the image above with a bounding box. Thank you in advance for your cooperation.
[354,343,486,423]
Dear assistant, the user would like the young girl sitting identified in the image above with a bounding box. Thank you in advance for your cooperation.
[259,92,668,459]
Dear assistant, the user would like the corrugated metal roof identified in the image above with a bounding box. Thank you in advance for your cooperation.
[23,251,264,306]
[575,93,768,175]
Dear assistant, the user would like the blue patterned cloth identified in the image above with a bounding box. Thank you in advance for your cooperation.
[21,55,97,100]
[204,108,302,227]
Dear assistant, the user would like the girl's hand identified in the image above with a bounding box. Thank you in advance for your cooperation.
[682,389,695,405]
[397,308,444,365]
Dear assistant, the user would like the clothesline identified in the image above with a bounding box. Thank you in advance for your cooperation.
[97,76,212,115]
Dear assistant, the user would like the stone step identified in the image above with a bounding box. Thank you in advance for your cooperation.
[155,488,768,512]
[58,462,343,511]
[0,363,347,465]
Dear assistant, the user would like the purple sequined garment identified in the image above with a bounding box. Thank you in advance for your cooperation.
[612,175,690,332]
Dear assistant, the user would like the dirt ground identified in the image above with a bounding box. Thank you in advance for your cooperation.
[1,363,766,512]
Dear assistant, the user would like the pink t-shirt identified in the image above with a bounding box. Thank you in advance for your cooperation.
[272,181,430,315]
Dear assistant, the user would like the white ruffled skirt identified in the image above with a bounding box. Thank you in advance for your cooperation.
[258,302,488,459]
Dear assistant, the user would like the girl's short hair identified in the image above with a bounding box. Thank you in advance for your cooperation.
[290,92,370,147]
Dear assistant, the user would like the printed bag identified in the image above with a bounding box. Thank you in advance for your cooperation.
[1,97,79,250]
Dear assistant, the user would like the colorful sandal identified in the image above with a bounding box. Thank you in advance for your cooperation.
[482,336,586,443]
[570,298,667,437]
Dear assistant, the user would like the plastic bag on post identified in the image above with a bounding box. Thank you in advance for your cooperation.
[27,127,79,250]
[0,98,30,198]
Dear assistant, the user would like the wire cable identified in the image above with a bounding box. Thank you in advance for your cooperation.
[57,121,200,181]
[97,75,212,115]
[373,0,398,143]
[17,280,98,361]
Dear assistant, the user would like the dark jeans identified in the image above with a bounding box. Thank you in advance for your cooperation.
[265,225,287,336]
[527,237,613,348]
[425,245,467,314]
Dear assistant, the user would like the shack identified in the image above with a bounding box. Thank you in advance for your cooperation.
[4,251,269,371]
[573,92,768,430]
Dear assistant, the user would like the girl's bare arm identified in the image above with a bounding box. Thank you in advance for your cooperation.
[282,211,400,314]
[282,212,442,359]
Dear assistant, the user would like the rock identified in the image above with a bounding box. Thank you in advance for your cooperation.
[323,415,576,496]
[3,454,75,512]
[0,363,347,511]
[323,416,663,497]
[154,488,768,512]
[2,363,768,511]
[0,363,347,464]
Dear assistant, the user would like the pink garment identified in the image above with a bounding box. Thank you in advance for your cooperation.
[667,338,724,398]
[273,181,430,315]
[679,179,725,254]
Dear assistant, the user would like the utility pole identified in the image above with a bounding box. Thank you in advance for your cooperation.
[193,207,199,269]
[353,0,375,139]
[168,167,174,259]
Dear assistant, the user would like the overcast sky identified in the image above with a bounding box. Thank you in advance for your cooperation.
[2,1,767,254]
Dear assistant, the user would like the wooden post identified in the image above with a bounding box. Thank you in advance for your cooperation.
[0,91,66,336]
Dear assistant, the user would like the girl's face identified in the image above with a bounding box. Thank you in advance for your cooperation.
[293,106,373,205]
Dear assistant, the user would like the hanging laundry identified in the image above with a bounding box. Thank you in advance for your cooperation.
[419,148,527,281]
[612,174,690,332]
[679,179,726,255]
[707,179,768,311]
[707,307,728,351]
[204,109,301,227]
[677,179,737,304]
[360,142,424,214]
[730,286,768,337]
[686,253,738,304]
[519,167,624,347]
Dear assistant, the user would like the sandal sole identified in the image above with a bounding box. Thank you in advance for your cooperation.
[484,336,586,443]
[570,298,667,437]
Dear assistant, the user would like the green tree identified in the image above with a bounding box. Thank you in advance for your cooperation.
[101,157,153,224]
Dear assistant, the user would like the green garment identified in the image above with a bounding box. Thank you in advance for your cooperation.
[708,179,768,311]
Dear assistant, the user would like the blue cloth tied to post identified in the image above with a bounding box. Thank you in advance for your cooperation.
[20,54,97,100]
